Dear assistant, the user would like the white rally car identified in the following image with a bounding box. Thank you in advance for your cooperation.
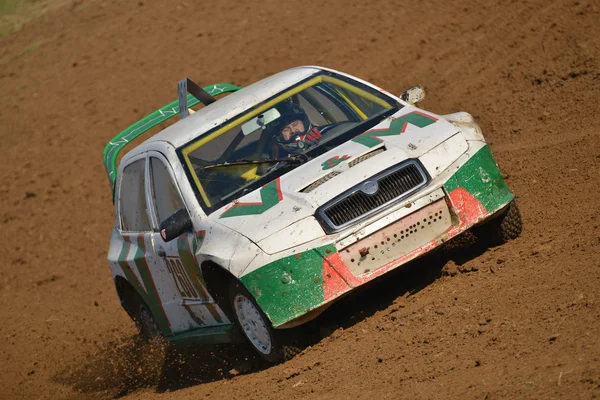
[103,66,522,363]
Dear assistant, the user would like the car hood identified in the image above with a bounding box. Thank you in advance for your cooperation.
[213,106,464,252]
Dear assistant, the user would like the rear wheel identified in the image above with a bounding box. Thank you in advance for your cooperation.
[229,281,302,364]
[474,200,523,247]
[132,296,162,341]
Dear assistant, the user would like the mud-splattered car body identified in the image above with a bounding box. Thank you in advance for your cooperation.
[103,66,520,362]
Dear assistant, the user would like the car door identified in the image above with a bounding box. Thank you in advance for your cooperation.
[146,152,230,333]
[116,155,174,335]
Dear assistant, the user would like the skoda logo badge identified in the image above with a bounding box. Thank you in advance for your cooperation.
[361,180,379,195]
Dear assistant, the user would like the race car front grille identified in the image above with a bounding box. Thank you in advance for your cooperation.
[317,160,428,233]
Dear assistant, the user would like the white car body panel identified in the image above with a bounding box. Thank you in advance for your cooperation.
[107,65,517,341]
[213,105,464,245]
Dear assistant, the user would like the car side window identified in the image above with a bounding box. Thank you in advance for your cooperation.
[149,157,185,225]
[119,158,152,232]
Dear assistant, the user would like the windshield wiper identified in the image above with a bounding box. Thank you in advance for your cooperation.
[199,155,307,170]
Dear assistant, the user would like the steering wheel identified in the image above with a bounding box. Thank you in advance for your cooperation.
[318,121,355,135]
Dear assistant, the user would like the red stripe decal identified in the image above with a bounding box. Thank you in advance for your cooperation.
[409,110,439,122]
[322,254,352,301]
[275,177,283,201]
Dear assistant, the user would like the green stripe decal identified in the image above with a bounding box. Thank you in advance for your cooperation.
[130,235,171,331]
[117,239,142,291]
[444,145,514,212]
[321,155,351,170]
[352,111,437,148]
[240,245,335,327]
[191,230,204,254]
[220,178,283,218]
[176,235,224,324]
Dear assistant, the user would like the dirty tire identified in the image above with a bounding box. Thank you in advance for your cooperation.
[278,328,306,361]
[132,295,162,342]
[229,281,285,364]
[281,342,303,361]
[475,200,523,247]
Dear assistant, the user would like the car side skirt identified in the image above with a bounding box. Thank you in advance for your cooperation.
[167,324,235,348]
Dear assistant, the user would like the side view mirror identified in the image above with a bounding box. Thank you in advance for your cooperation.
[159,208,192,242]
[400,85,426,104]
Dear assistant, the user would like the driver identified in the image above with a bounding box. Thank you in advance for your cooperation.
[270,101,323,155]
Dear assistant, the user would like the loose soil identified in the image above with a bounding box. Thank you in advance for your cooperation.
[1,0,599,399]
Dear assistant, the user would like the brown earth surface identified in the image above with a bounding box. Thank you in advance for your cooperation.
[1,0,600,398]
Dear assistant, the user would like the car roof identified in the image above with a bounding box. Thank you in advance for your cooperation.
[142,66,323,150]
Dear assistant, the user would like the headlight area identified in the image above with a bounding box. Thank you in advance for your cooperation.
[419,131,469,181]
[255,216,326,255]
[442,111,486,142]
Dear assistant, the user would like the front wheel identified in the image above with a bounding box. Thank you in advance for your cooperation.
[229,281,302,364]
[474,200,523,247]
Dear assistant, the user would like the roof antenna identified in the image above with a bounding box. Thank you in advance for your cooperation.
[177,78,217,119]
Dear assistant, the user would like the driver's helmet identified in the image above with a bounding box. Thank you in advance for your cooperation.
[271,101,312,154]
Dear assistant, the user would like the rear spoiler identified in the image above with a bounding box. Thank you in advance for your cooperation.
[102,80,241,195]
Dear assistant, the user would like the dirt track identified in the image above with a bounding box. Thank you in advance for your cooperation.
[1,0,599,398]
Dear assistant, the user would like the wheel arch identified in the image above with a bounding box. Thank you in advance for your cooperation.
[114,275,142,320]
[200,260,239,321]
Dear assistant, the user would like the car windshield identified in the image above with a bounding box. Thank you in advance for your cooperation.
[180,72,401,214]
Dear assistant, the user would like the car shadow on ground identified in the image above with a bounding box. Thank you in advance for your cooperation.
[319,232,489,332]
[53,233,489,398]
[52,334,260,398]
[319,232,488,332]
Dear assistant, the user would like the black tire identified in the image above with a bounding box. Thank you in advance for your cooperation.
[474,200,523,247]
[281,337,303,361]
[132,295,162,342]
[229,281,303,364]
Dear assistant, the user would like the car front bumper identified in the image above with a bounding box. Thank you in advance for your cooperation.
[241,144,515,328]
